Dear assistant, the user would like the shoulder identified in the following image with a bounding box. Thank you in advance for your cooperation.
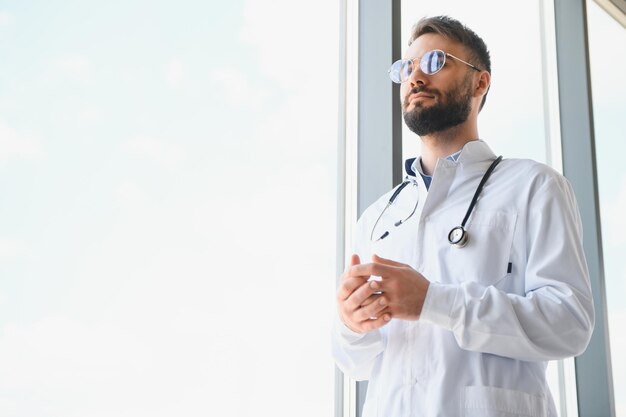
[351,186,400,259]
[502,158,579,212]
[355,181,414,237]
[359,187,398,223]
[501,158,559,178]
[502,158,570,189]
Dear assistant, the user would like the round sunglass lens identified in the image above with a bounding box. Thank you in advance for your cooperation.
[420,50,445,75]
[402,60,413,81]
[389,60,412,83]
[389,61,402,83]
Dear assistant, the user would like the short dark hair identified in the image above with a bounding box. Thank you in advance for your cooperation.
[409,16,491,110]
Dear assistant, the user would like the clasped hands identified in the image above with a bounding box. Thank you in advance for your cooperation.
[337,254,430,334]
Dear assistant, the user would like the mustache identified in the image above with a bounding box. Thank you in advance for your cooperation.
[403,86,439,108]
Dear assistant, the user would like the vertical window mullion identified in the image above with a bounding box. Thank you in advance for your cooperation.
[553,0,616,415]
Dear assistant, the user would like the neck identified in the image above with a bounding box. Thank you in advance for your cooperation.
[419,122,479,175]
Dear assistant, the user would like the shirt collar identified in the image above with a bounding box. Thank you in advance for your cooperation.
[408,149,461,179]
[404,140,496,178]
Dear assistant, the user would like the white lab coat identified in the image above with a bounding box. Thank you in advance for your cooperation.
[332,140,594,417]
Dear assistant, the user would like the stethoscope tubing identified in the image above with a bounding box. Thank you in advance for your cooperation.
[448,156,503,248]
[460,155,503,228]
[370,155,503,247]
[369,180,417,241]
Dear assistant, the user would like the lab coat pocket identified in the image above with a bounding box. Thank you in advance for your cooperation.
[462,386,548,417]
[439,210,517,286]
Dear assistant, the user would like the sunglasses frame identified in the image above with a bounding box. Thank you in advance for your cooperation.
[388,49,481,84]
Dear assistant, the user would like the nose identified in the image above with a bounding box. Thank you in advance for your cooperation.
[408,61,427,88]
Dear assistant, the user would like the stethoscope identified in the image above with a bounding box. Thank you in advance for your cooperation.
[370,156,503,248]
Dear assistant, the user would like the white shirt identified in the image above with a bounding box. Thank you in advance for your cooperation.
[332,140,594,417]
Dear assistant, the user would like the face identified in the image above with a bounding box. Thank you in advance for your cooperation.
[401,33,477,136]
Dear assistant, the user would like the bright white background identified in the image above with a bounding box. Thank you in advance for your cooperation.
[0,1,337,416]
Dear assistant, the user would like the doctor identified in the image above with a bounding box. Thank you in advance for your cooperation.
[332,15,594,417]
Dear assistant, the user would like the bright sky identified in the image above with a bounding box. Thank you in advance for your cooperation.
[0,1,338,415]
[0,0,624,416]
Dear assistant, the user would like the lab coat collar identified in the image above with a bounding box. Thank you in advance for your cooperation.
[404,139,497,177]
[455,139,497,165]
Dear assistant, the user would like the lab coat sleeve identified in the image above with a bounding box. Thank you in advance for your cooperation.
[331,213,386,380]
[420,175,595,361]
[331,317,385,381]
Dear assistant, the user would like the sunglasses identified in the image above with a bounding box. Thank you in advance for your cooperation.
[388,49,481,84]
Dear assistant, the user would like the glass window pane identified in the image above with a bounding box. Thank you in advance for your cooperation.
[587,1,626,415]
[0,1,338,415]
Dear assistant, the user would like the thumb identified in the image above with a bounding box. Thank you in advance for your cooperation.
[350,253,361,267]
[372,253,405,267]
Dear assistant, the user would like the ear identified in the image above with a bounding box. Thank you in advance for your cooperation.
[474,70,490,98]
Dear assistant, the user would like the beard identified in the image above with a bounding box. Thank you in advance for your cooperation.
[403,75,473,137]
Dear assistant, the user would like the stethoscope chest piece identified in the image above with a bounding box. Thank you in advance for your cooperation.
[446,155,503,249]
[448,225,469,248]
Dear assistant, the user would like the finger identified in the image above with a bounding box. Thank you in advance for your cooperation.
[359,313,392,332]
[372,253,407,267]
[336,276,368,301]
[357,297,389,321]
[350,262,391,278]
[360,292,382,308]
[342,255,369,282]
[345,280,380,311]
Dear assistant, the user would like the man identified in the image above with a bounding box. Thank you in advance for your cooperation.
[332,16,594,417]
